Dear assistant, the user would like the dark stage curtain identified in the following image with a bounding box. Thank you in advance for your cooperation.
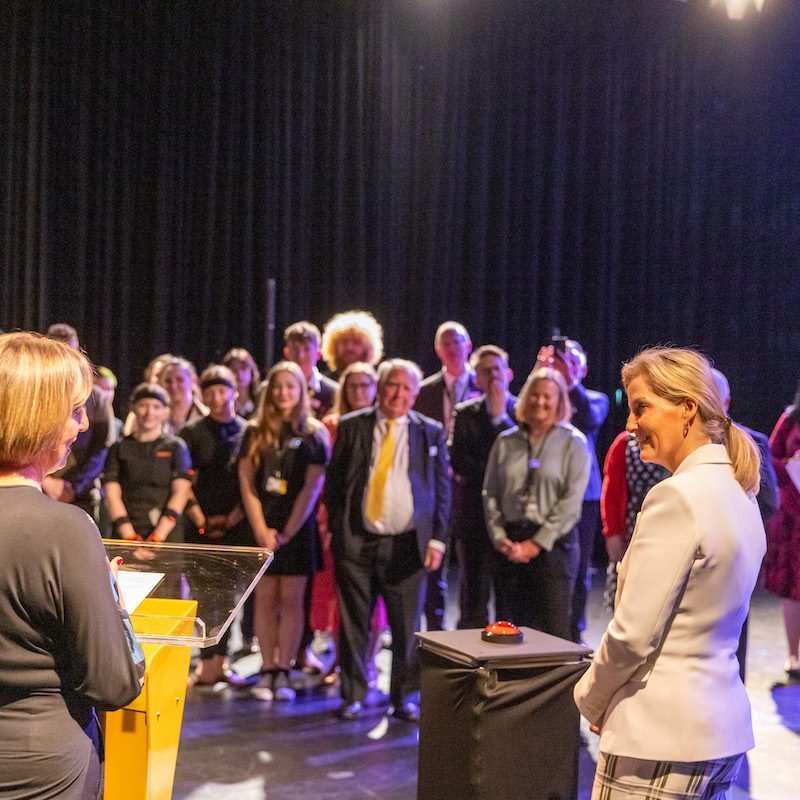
[1,0,799,437]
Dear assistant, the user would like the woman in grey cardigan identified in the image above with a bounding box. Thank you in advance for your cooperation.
[482,367,591,639]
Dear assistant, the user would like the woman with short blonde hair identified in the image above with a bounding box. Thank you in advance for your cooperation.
[514,366,572,427]
[575,347,765,799]
[483,366,591,638]
[0,332,143,799]
[0,334,93,470]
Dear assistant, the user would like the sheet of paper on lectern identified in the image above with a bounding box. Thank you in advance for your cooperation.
[116,570,165,613]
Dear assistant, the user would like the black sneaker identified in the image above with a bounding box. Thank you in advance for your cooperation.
[251,669,276,701]
[337,700,363,721]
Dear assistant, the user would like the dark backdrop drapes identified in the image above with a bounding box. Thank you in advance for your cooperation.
[2,0,799,438]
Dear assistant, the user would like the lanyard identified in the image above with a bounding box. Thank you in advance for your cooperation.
[446,378,462,407]
[272,428,302,478]
[523,427,552,496]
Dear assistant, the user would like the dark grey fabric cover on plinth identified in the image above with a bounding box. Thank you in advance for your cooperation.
[417,630,589,800]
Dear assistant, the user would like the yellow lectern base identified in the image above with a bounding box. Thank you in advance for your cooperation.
[102,598,197,800]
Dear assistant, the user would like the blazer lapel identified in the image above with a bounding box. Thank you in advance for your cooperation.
[613,512,638,605]
[354,410,376,484]
[407,413,426,518]
[408,413,423,473]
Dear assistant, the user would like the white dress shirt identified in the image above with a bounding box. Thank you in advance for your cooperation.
[362,412,415,535]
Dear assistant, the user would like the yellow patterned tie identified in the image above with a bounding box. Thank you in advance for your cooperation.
[365,419,396,524]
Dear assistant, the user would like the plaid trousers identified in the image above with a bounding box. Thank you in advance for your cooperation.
[591,751,744,800]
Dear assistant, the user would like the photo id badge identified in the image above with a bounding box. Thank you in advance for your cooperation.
[266,476,288,496]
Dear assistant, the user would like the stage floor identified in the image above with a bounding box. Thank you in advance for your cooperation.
[172,577,799,800]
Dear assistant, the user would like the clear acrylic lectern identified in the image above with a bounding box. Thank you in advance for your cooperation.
[101,540,272,800]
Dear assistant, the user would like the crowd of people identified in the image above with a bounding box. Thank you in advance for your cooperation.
[26,315,800,724]
[3,317,800,800]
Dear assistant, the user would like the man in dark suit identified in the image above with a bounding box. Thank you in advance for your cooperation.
[414,321,479,631]
[450,345,517,629]
[414,321,480,437]
[327,359,451,721]
[283,321,338,419]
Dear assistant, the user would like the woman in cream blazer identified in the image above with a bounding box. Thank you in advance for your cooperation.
[574,347,766,800]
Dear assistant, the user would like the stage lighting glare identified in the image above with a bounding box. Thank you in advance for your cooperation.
[710,0,765,21]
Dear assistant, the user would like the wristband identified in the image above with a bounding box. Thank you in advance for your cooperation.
[160,508,180,524]
[112,515,131,533]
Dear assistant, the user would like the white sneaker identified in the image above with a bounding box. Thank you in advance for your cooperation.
[311,630,334,656]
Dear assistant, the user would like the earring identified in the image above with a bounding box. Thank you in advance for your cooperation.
[682,421,690,438]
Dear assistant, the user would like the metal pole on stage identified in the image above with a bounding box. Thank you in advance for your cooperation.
[264,277,276,370]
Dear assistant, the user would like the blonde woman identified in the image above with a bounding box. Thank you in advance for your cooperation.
[239,361,329,701]
[159,357,208,432]
[575,347,765,800]
[0,332,143,799]
[482,366,591,639]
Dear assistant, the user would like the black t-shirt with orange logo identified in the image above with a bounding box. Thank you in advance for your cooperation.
[104,435,193,539]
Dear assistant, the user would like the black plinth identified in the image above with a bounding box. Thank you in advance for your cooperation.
[416,628,591,800]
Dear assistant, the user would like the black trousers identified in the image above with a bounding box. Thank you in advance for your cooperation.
[570,499,600,642]
[424,561,447,631]
[499,526,579,641]
[454,511,509,629]
[335,530,426,706]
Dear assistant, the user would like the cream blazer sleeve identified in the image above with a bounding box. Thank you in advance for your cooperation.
[573,479,698,725]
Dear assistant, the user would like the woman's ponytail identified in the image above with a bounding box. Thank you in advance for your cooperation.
[726,422,761,497]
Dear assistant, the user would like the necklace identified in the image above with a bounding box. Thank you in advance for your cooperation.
[527,425,554,468]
